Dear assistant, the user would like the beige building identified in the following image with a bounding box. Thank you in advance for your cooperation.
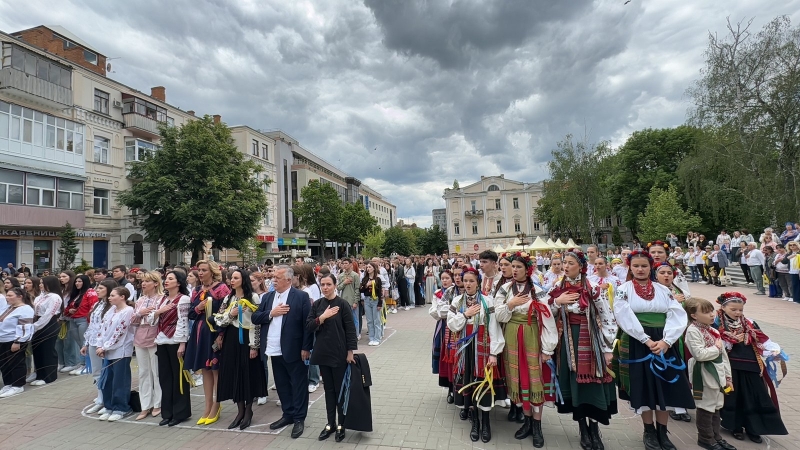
[442,175,546,254]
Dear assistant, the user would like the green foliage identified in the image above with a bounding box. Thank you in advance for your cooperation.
[58,222,79,271]
[362,229,386,258]
[238,237,266,267]
[382,226,413,256]
[117,116,268,265]
[611,226,623,247]
[337,202,378,246]
[73,258,94,274]
[404,227,425,255]
[638,185,703,243]
[418,225,449,255]
[291,181,344,250]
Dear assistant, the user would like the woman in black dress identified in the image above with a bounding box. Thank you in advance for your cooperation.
[307,273,357,443]
[214,268,266,430]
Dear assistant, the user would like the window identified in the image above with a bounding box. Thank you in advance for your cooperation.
[125,139,159,162]
[513,197,519,209]
[602,216,612,228]
[122,96,168,122]
[0,102,83,153]
[93,189,109,215]
[93,136,109,164]
[470,200,476,212]
[57,178,83,210]
[94,89,109,114]
[494,199,501,210]
[262,143,268,160]
[0,168,24,204]
[25,174,55,207]
[488,184,500,191]
[534,221,541,232]
[514,219,521,232]
[84,50,98,65]
[252,139,259,156]
[472,220,478,235]
[496,220,502,233]
[1,44,71,88]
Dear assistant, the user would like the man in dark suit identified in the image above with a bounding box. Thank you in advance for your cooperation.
[252,265,313,438]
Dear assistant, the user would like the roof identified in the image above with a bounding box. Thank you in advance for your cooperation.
[46,25,103,55]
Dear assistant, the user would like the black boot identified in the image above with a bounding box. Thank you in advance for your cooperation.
[514,416,532,440]
[446,390,454,404]
[239,400,254,430]
[515,405,525,423]
[643,423,660,450]
[588,420,604,450]
[657,423,677,450]
[579,419,593,450]
[469,409,480,442]
[507,403,518,421]
[459,407,469,421]
[480,410,491,443]
[531,418,544,448]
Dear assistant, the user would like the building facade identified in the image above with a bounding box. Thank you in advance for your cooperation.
[432,208,446,230]
[442,175,547,254]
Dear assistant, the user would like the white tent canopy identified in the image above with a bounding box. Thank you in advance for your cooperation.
[529,236,551,251]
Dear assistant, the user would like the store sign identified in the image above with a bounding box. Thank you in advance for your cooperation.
[0,228,108,238]
[276,238,307,246]
[76,231,109,238]
[256,235,275,242]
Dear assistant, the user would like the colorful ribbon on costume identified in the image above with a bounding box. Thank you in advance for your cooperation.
[545,359,564,404]
[203,291,216,332]
[235,299,259,345]
[58,322,67,339]
[527,298,551,326]
[765,350,789,388]
[458,364,496,407]
[338,364,352,415]
[619,350,686,384]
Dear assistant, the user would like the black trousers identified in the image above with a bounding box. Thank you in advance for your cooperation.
[0,341,28,387]
[32,318,59,383]
[271,355,309,421]
[157,344,191,421]
[319,364,347,427]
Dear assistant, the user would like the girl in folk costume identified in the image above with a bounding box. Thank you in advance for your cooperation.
[684,298,737,450]
[543,254,564,291]
[429,270,457,404]
[714,292,787,443]
[447,268,505,443]
[494,253,558,448]
[587,257,621,309]
[649,240,691,298]
[549,249,617,450]
[612,251,694,450]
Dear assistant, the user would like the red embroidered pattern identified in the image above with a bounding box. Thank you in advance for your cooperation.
[633,280,655,300]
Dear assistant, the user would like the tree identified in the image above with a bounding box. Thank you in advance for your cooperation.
[238,237,266,267]
[382,226,413,256]
[336,202,378,249]
[418,225,448,255]
[291,180,344,254]
[536,135,613,244]
[362,229,386,259]
[404,227,425,255]
[58,222,79,271]
[118,116,268,265]
[611,226,623,248]
[638,185,703,243]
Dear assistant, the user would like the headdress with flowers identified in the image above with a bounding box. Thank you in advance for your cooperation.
[508,251,534,277]
[717,291,747,305]
[653,261,677,276]
[563,248,588,274]
[461,266,482,283]
[626,250,654,266]
[499,252,514,263]
[646,240,670,252]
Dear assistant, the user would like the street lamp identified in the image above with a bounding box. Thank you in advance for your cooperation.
[516,232,529,252]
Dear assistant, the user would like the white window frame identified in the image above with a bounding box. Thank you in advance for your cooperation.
[57,178,83,210]
[513,197,519,209]
[472,220,478,235]
[0,168,24,204]
[496,220,502,233]
[25,174,56,207]
[453,222,460,235]
[94,136,109,164]
[93,188,109,215]
[514,219,521,233]
[125,138,159,162]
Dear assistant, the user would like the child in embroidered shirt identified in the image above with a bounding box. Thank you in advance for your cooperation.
[684,298,735,450]
[96,287,135,422]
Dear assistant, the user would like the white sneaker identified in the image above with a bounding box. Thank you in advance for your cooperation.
[60,366,76,373]
[98,413,110,421]
[391,308,397,314]
[257,396,267,405]
[25,373,36,383]
[29,380,46,386]
[70,366,85,375]
[0,386,23,398]
[192,373,203,387]
[97,408,108,415]
[308,383,318,393]
[357,334,362,340]
[107,413,124,422]
[270,384,276,391]
[276,400,281,406]
[404,306,410,311]
[86,404,103,414]
[57,364,63,371]
[373,340,380,346]
[0,386,10,396]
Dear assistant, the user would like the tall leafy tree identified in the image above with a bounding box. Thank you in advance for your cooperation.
[58,222,79,271]
[336,202,378,249]
[382,226,413,256]
[418,225,448,255]
[291,180,343,253]
[362,229,386,258]
[638,185,703,243]
[118,116,268,265]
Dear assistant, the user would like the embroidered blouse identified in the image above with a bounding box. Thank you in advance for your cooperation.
[214,293,262,349]
[83,299,108,347]
[97,305,135,359]
[32,292,62,331]
[446,292,505,356]
[494,281,559,355]
[153,294,191,345]
[429,286,456,320]
[613,281,687,347]
[131,294,161,348]
[547,278,617,353]
[0,303,34,343]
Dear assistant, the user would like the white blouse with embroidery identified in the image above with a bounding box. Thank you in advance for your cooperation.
[493,281,558,355]
[613,281,688,347]
[447,292,505,356]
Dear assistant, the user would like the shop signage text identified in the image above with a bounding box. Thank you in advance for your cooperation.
[0,229,108,238]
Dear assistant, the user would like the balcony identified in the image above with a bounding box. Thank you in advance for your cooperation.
[0,67,72,109]
[123,112,161,139]
[464,209,484,217]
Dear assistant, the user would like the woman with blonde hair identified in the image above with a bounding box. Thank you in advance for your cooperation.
[131,271,163,420]
[185,260,230,425]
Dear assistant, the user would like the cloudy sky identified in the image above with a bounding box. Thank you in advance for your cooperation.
[2,1,798,227]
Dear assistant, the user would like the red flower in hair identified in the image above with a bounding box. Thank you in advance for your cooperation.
[626,250,653,266]
[646,240,670,252]
[717,291,747,305]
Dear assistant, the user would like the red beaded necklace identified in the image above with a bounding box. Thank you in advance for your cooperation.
[633,279,655,300]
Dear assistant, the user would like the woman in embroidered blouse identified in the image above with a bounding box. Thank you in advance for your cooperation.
[185,260,230,426]
[80,279,118,412]
[29,276,63,386]
[131,271,163,420]
[63,274,98,376]
[96,287,135,422]
[429,270,456,404]
[0,287,35,398]
[153,270,192,427]
[548,249,617,450]
[612,251,694,450]
[495,254,558,448]
[543,255,564,291]
[22,276,39,383]
[213,268,265,430]
[56,270,76,372]
[447,268,505,444]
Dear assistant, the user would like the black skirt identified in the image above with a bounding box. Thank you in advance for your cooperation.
[721,368,787,436]
[453,340,507,409]
[216,325,267,403]
[618,325,695,411]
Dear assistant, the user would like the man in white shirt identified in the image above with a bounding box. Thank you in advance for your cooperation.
[585,245,598,277]
[746,243,766,295]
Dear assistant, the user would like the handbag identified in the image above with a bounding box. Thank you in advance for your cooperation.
[129,390,142,412]
[719,268,732,286]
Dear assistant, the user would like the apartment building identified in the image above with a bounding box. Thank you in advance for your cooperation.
[431,208,446,230]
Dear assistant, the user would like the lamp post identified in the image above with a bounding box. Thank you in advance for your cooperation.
[516,232,529,252]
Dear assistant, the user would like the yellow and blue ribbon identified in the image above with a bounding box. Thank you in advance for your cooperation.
[619,350,686,384]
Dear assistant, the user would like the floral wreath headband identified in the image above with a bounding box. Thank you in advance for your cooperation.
[462,267,482,283]
[627,250,654,266]
[717,291,747,305]
[563,248,588,274]
[647,240,670,252]
[653,261,677,275]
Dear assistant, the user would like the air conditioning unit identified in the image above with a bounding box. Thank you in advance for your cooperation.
[112,100,123,109]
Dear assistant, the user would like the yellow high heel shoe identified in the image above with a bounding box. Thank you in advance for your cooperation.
[203,405,222,425]
[196,416,208,425]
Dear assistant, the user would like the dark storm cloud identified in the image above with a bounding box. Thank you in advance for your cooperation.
[1,0,798,227]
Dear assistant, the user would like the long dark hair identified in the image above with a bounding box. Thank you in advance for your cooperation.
[7,287,32,307]
[69,274,92,310]
[90,279,119,318]
[167,270,190,296]
[60,270,76,298]
[41,275,61,296]
[231,269,254,300]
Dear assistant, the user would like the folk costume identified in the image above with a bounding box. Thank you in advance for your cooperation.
[494,263,558,447]
[214,292,266,404]
[549,249,617,450]
[430,284,458,399]
[714,292,787,442]
[185,282,231,371]
[612,251,695,449]
[154,292,192,426]
[447,273,505,443]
